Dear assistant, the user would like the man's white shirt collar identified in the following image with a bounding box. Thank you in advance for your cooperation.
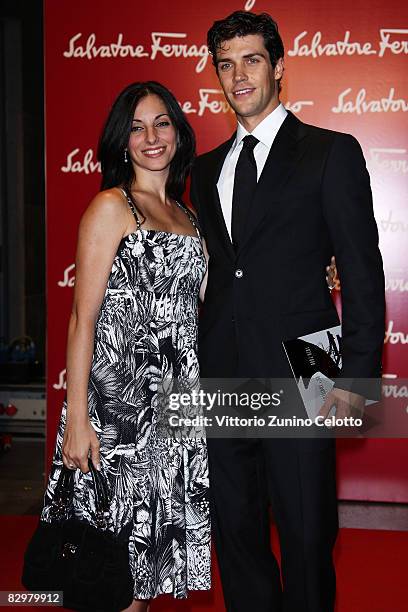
[234,103,288,151]
[217,103,288,238]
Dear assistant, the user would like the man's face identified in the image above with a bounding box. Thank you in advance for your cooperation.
[215,34,283,125]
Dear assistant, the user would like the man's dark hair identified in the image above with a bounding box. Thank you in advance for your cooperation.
[98,81,195,201]
[207,11,284,90]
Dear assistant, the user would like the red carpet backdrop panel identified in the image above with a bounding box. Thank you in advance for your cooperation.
[43,0,408,500]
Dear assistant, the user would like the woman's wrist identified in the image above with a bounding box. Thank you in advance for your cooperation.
[66,404,89,424]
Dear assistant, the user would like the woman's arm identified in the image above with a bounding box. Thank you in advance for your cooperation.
[62,189,129,473]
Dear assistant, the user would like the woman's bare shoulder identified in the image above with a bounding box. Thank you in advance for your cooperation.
[79,187,128,232]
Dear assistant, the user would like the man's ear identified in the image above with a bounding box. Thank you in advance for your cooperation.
[274,57,284,80]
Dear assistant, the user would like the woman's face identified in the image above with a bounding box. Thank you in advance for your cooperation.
[127,93,177,174]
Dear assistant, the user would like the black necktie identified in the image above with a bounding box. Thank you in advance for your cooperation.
[231,134,259,249]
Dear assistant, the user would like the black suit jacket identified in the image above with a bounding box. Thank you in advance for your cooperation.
[190,111,385,396]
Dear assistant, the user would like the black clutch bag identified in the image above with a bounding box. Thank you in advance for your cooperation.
[22,459,134,612]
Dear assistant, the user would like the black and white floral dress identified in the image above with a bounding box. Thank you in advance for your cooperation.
[41,194,211,600]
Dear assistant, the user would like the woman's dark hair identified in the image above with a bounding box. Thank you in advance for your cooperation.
[207,11,284,90]
[98,81,195,201]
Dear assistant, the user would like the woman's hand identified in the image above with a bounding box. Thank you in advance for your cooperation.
[62,415,101,474]
[326,256,339,291]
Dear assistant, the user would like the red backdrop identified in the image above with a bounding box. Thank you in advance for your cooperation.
[44,0,408,502]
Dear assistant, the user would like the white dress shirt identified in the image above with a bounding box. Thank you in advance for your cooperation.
[217,103,288,238]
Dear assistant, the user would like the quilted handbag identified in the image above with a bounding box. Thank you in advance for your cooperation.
[22,459,134,612]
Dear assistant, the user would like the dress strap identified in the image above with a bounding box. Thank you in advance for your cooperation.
[119,187,142,230]
[175,201,202,239]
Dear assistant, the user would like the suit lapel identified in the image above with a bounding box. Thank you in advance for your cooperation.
[237,112,309,255]
[206,134,236,261]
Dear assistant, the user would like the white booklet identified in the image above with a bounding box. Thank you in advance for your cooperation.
[283,325,375,420]
[283,325,342,420]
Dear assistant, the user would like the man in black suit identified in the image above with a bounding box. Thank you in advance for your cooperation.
[190,10,385,612]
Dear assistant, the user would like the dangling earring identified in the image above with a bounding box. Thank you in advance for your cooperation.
[124,150,128,163]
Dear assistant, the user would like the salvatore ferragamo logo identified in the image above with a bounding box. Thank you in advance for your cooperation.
[332,88,408,114]
[384,321,408,345]
[288,28,408,58]
[61,149,101,174]
[58,264,75,287]
[385,270,408,293]
[53,368,67,390]
[180,90,314,117]
[63,32,208,73]
[285,100,314,113]
[383,384,408,401]
[369,148,408,175]
[381,375,408,401]
[378,211,408,234]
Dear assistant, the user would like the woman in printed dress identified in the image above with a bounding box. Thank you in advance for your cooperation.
[41,81,210,611]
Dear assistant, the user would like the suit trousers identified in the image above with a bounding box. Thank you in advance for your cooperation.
[207,436,338,612]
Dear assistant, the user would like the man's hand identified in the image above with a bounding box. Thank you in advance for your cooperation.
[319,387,365,420]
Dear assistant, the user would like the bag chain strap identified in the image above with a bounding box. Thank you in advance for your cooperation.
[50,458,111,528]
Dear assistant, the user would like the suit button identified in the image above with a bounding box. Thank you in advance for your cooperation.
[235,269,243,279]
